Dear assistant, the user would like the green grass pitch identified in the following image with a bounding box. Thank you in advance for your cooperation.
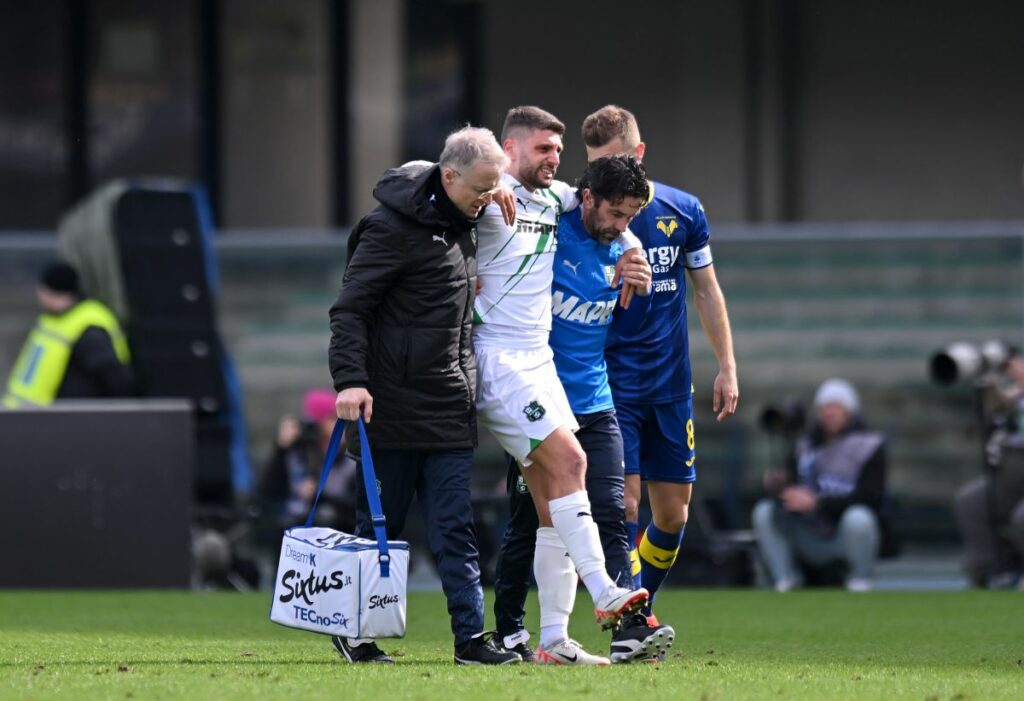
[1,589,1020,700]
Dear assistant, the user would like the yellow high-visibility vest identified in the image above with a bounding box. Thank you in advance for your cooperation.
[3,299,130,407]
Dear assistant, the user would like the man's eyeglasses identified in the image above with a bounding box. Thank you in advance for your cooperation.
[452,169,501,199]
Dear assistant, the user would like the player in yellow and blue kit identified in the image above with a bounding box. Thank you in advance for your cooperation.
[582,106,739,628]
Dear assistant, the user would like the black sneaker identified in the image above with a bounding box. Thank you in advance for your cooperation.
[497,630,535,663]
[609,613,675,664]
[332,635,395,664]
[454,631,522,665]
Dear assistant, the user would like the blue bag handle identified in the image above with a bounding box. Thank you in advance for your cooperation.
[305,417,391,577]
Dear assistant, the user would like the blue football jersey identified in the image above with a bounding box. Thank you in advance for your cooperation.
[606,181,712,404]
[549,209,649,415]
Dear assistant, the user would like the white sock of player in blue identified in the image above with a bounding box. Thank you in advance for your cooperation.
[534,527,577,649]
[549,491,616,602]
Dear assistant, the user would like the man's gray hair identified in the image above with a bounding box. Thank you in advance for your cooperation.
[438,126,509,173]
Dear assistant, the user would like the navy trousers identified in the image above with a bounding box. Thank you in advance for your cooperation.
[354,447,484,646]
[493,410,630,638]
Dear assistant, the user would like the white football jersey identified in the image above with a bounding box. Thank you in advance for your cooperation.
[473,173,578,349]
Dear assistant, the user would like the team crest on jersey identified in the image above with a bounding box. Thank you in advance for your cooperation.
[515,475,529,494]
[656,217,679,237]
[603,265,616,286]
[523,400,546,422]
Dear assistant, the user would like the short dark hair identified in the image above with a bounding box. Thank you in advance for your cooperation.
[581,105,641,150]
[577,155,649,207]
[501,105,565,142]
[39,261,80,294]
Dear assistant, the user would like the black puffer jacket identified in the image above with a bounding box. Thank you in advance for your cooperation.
[329,163,479,450]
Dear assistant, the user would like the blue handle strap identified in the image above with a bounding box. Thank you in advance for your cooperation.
[304,419,345,529]
[357,418,391,577]
[304,417,391,577]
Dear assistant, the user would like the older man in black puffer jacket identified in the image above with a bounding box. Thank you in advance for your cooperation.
[328,126,519,666]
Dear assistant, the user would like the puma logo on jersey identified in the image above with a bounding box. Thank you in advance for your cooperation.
[551,290,616,325]
[656,217,679,236]
[516,197,530,210]
[563,259,581,274]
[432,232,447,245]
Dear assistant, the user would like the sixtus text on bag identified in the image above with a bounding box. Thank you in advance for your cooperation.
[277,568,352,606]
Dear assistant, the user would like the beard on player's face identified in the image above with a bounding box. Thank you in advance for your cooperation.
[583,204,620,244]
[513,163,540,190]
[515,147,556,190]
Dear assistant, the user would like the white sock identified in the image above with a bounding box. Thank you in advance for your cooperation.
[535,527,576,649]
[548,491,615,602]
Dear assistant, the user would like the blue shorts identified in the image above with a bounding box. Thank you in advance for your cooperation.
[616,398,696,484]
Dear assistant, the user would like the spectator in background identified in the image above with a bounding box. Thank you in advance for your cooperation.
[259,388,356,533]
[4,261,133,407]
[752,378,891,592]
[954,354,1024,589]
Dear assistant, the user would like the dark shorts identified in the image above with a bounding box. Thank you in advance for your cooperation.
[576,409,626,484]
[616,397,697,484]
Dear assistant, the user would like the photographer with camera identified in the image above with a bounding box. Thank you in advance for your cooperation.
[945,347,1024,589]
[259,388,357,535]
[752,378,893,592]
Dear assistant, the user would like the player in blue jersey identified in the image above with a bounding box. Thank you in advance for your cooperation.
[581,106,739,627]
[494,155,675,664]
